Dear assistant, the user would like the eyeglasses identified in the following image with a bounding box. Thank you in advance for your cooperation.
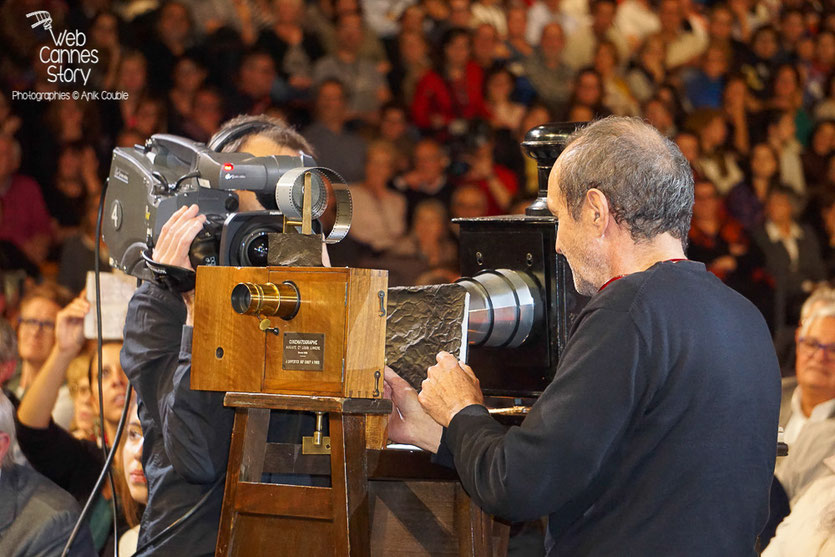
[798,336,835,359]
[18,318,55,332]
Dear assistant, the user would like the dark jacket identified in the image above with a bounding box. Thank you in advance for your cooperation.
[438,260,781,556]
[0,463,96,556]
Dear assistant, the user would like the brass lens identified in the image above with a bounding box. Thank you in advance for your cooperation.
[230,282,300,319]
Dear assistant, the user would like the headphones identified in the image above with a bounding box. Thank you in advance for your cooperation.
[207,119,276,152]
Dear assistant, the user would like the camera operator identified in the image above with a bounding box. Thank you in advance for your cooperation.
[386,117,782,555]
[120,115,318,556]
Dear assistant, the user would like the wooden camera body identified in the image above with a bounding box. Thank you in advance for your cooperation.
[191,265,388,399]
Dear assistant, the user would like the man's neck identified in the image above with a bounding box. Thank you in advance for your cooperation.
[607,233,687,279]
[800,389,833,417]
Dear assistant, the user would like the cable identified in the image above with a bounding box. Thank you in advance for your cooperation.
[61,180,127,556]
[61,385,133,557]
[173,170,200,192]
[131,473,226,555]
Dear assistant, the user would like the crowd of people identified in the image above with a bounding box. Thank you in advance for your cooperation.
[2,0,835,554]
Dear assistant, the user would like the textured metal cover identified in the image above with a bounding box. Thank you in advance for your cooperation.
[385,284,469,391]
[267,233,324,266]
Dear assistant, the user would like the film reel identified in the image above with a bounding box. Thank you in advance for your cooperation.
[274,167,352,244]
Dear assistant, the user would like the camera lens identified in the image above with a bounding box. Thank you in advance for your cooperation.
[240,229,271,267]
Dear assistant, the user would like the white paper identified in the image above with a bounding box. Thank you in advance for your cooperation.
[84,271,137,340]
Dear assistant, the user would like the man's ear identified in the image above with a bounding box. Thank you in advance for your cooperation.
[584,188,610,235]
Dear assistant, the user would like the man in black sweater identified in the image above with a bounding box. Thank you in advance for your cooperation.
[386,116,782,556]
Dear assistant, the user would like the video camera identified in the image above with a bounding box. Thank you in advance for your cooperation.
[101,134,352,281]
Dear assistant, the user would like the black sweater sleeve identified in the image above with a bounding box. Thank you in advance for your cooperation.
[121,282,233,484]
[442,306,648,523]
[15,418,101,502]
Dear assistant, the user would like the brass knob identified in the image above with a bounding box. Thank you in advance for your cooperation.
[231,281,300,320]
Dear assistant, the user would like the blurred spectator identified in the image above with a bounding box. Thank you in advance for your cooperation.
[0,135,53,268]
[374,103,415,173]
[644,96,676,138]
[593,39,638,116]
[472,0,507,38]
[118,398,147,557]
[0,392,95,557]
[454,137,517,215]
[471,22,500,71]
[450,181,489,221]
[779,8,807,58]
[706,3,747,69]
[657,0,707,69]
[387,198,458,274]
[809,32,835,110]
[563,0,629,71]
[687,178,770,316]
[228,49,278,116]
[682,41,731,110]
[497,3,532,62]
[65,353,95,441]
[722,75,752,157]
[523,23,574,117]
[141,1,196,95]
[814,62,835,120]
[45,143,101,244]
[167,54,208,136]
[58,196,111,296]
[768,64,813,146]
[753,185,826,335]
[763,108,807,196]
[803,120,835,192]
[0,319,15,392]
[614,0,660,49]
[567,68,611,120]
[815,192,835,277]
[740,25,782,101]
[393,138,454,224]
[348,140,407,252]
[526,0,580,46]
[727,142,781,230]
[411,27,488,135]
[303,79,367,183]
[100,50,150,144]
[256,0,325,103]
[313,12,390,123]
[485,65,525,132]
[86,10,123,92]
[687,109,744,195]
[388,30,432,105]
[8,283,73,430]
[625,34,667,104]
[179,87,225,143]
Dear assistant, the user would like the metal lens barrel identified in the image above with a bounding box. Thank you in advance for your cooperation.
[230,281,300,320]
[456,270,542,348]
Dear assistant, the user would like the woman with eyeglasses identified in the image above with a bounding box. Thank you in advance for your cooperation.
[8,282,74,429]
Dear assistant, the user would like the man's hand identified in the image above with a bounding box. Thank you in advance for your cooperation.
[384,367,442,453]
[418,352,485,428]
[55,294,90,356]
[153,204,206,271]
[153,204,206,325]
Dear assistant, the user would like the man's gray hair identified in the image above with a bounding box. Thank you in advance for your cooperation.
[799,302,835,338]
[211,114,314,156]
[0,391,15,469]
[0,319,15,365]
[558,116,694,246]
[800,284,835,325]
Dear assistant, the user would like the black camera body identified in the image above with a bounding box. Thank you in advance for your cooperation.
[102,134,348,280]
